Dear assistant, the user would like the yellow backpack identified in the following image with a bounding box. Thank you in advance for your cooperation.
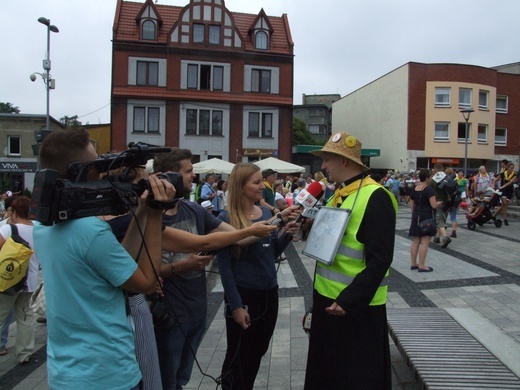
[0,224,33,294]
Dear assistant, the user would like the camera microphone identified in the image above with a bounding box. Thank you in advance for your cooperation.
[294,181,326,223]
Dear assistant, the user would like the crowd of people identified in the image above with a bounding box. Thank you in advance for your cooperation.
[1,126,518,389]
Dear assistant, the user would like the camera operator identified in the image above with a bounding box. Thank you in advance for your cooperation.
[33,128,175,390]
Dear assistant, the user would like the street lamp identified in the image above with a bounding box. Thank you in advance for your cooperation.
[30,17,59,132]
[460,107,474,176]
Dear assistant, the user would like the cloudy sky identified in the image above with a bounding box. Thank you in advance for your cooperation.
[3,0,519,125]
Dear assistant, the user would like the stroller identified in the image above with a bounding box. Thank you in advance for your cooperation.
[466,188,502,230]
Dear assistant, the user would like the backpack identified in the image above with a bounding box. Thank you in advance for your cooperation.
[0,224,33,294]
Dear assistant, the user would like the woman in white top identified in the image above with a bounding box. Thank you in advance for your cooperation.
[0,196,39,364]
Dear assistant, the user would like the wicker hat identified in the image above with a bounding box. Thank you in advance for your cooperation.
[310,132,368,170]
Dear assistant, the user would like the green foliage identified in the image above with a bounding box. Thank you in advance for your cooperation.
[292,117,319,145]
[0,102,20,114]
[60,115,82,128]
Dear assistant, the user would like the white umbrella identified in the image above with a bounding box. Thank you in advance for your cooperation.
[193,158,235,175]
[253,157,305,174]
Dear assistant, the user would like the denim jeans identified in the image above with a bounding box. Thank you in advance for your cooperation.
[155,317,206,390]
[0,309,14,349]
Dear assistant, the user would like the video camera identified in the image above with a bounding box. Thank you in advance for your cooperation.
[30,142,184,225]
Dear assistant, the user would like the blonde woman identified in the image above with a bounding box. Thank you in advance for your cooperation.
[216,163,300,389]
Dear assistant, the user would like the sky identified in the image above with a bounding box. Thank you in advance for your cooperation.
[3,0,520,125]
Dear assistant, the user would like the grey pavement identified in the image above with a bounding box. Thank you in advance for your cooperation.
[1,205,520,389]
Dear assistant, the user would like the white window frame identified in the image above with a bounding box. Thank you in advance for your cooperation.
[128,57,167,87]
[478,90,489,110]
[180,60,231,92]
[496,95,508,113]
[477,124,488,144]
[495,128,507,146]
[133,106,160,133]
[142,20,156,40]
[7,135,21,156]
[136,61,159,86]
[435,87,451,107]
[255,30,268,50]
[457,122,472,143]
[434,122,450,141]
[243,65,279,94]
[247,112,273,138]
[185,108,223,136]
[459,88,472,108]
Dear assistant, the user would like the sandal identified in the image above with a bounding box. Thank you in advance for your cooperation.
[0,349,7,356]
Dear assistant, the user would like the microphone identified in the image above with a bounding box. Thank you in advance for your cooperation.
[294,181,325,223]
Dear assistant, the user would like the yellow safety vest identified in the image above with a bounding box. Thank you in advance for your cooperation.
[314,183,397,306]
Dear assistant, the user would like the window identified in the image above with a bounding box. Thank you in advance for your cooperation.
[496,95,508,113]
[142,20,156,40]
[248,112,272,138]
[209,25,220,44]
[495,128,507,146]
[477,124,488,143]
[255,31,268,50]
[185,108,223,136]
[479,90,489,109]
[186,64,224,91]
[133,107,160,133]
[193,24,205,43]
[434,122,450,141]
[8,135,21,156]
[435,87,450,107]
[137,61,158,86]
[308,124,321,134]
[457,122,471,142]
[459,88,472,108]
[251,69,271,93]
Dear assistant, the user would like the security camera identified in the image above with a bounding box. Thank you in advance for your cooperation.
[30,74,37,82]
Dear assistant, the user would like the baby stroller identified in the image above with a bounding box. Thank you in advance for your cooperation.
[466,189,502,230]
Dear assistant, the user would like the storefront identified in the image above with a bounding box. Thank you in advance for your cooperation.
[0,159,38,194]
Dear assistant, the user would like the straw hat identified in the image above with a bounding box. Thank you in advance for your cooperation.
[310,132,368,170]
[201,200,213,209]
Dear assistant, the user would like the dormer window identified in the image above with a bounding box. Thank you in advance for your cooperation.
[142,20,156,40]
[255,31,268,50]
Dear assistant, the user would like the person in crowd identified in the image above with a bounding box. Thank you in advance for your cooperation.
[305,174,314,188]
[292,178,306,204]
[472,166,493,197]
[443,168,460,238]
[304,132,397,389]
[0,195,16,356]
[404,171,417,205]
[0,196,39,365]
[260,168,278,213]
[455,170,468,205]
[200,173,218,215]
[274,180,289,211]
[492,162,517,226]
[152,150,277,390]
[408,169,443,272]
[216,179,227,214]
[217,163,300,389]
[431,163,452,248]
[467,191,491,216]
[33,128,176,389]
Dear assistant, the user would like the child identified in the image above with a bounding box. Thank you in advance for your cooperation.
[467,191,490,216]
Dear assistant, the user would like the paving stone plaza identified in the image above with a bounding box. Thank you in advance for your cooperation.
[1,205,519,389]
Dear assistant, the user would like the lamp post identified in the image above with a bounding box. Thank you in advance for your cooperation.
[460,107,474,176]
[31,17,59,131]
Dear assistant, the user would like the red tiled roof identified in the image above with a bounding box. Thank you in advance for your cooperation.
[114,0,293,55]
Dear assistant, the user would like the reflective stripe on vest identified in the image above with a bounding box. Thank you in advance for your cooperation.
[314,182,397,306]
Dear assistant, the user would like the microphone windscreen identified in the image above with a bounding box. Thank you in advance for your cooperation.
[306,181,325,199]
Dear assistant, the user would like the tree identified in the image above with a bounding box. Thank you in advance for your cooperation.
[292,117,319,145]
[60,115,82,128]
[0,102,20,114]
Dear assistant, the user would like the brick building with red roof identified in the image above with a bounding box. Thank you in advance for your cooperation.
[111,0,294,164]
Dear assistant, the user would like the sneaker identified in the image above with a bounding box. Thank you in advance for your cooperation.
[441,237,452,248]
[450,231,457,238]
[433,236,440,244]
[504,219,509,226]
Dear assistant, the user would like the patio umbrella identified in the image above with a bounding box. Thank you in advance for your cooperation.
[193,158,235,175]
[253,157,305,174]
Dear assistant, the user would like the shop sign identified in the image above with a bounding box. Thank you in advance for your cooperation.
[243,149,275,157]
[0,161,38,173]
